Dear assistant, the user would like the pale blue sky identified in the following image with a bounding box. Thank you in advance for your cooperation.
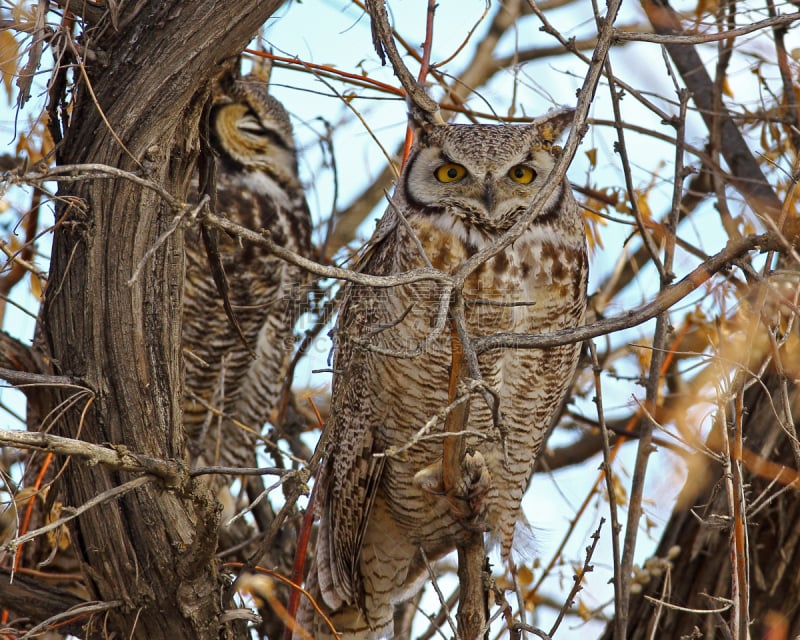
[1,1,796,636]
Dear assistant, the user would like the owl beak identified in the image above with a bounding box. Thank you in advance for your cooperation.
[481,180,495,212]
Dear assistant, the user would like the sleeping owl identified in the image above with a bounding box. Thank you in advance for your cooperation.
[183,74,311,486]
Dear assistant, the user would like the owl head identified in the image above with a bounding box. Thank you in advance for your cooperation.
[402,108,575,235]
[210,74,298,175]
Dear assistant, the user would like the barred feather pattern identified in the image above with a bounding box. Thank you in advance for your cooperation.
[183,77,311,475]
[298,114,588,639]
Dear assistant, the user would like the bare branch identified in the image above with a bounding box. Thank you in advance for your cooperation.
[15,0,48,108]
[364,0,443,123]
[0,429,184,485]
[615,13,800,44]
[0,367,79,388]
[475,231,792,353]
[549,519,604,636]
[203,210,451,288]
[189,464,289,478]
[589,342,624,638]
[14,163,182,209]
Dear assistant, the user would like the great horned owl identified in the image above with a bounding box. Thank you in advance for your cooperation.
[298,110,588,639]
[183,74,311,481]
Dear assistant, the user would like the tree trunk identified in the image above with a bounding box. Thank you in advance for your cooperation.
[38,2,283,637]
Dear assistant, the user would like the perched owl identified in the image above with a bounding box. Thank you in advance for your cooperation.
[183,74,311,480]
[297,110,588,639]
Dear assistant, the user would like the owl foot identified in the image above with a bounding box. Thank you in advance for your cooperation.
[413,449,491,528]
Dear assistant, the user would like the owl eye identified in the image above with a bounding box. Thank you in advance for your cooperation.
[434,163,467,183]
[238,112,267,135]
[508,165,536,184]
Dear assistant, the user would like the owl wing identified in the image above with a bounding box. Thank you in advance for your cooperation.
[315,357,386,607]
[314,214,402,607]
[232,187,312,436]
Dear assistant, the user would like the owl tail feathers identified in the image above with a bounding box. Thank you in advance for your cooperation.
[483,506,538,568]
[293,602,393,640]
[293,567,393,640]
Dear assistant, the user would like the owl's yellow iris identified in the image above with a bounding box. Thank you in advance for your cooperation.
[508,165,536,184]
[434,163,467,183]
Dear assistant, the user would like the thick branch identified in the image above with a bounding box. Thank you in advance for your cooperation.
[0,567,96,637]
[39,2,285,639]
[0,429,184,484]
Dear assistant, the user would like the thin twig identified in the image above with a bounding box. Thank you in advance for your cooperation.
[374,379,493,459]
[548,519,604,637]
[420,548,459,639]
[603,54,667,282]
[589,341,623,634]
[64,36,142,169]
[3,476,154,551]
[128,195,209,285]
[729,385,750,639]
[511,622,552,639]
[641,595,732,615]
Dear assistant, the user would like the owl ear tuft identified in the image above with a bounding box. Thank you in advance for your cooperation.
[413,120,441,147]
[531,107,576,143]
[407,104,442,147]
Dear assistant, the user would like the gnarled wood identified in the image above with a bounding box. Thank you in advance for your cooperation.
[38,2,283,637]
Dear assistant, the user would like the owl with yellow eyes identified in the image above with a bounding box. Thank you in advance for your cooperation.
[299,110,587,639]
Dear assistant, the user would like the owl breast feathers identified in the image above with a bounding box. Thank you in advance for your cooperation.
[182,75,311,476]
[298,109,588,639]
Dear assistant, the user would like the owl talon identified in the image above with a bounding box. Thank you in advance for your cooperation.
[413,449,491,524]
[454,450,492,520]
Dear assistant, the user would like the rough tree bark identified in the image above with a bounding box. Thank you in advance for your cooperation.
[35,2,283,637]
